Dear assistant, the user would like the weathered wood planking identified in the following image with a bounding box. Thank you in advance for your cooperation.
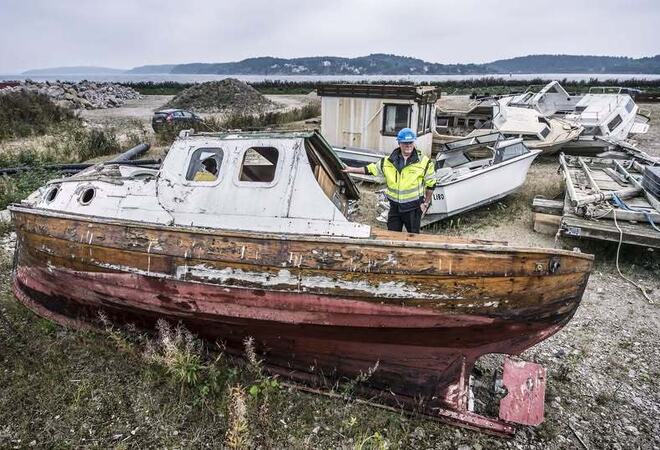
[11,206,593,436]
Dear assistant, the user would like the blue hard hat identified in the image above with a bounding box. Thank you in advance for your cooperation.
[397,128,417,143]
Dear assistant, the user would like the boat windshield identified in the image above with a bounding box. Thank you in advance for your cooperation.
[494,142,529,163]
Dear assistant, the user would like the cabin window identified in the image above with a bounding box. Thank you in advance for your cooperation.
[239,147,279,182]
[607,114,623,132]
[186,148,223,182]
[625,99,635,113]
[582,126,603,136]
[437,117,450,128]
[44,186,60,202]
[539,127,550,139]
[382,104,411,136]
[79,187,96,205]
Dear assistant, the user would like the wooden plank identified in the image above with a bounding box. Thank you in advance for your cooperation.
[533,212,562,235]
[12,209,593,281]
[560,215,660,249]
[604,168,628,186]
[559,153,580,205]
[578,157,600,192]
[532,197,564,215]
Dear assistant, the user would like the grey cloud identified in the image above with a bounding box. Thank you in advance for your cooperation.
[0,0,658,73]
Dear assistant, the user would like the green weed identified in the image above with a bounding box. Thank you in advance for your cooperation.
[0,90,77,141]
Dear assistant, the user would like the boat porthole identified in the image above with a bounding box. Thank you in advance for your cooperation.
[45,186,60,202]
[79,187,96,205]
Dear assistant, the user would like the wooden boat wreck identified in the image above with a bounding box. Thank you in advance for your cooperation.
[10,130,593,436]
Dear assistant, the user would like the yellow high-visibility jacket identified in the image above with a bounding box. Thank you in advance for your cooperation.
[366,148,436,208]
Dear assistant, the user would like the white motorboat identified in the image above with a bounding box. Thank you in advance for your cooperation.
[509,81,650,151]
[377,132,541,225]
[424,132,542,224]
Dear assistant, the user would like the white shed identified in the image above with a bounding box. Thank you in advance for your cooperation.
[318,84,438,157]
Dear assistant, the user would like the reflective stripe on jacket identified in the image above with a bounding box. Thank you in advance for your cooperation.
[366,148,436,206]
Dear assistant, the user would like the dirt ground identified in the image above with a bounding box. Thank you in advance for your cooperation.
[0,97,658,449]
[78,93,315,128]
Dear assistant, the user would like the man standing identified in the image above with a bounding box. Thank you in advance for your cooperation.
[343,128,436,233]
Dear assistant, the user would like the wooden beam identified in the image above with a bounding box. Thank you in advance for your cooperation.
[578,157,601,193]
[532,197,564,215]
[604,168,628,186]
[559,153,580,206]
[533,212,562,235]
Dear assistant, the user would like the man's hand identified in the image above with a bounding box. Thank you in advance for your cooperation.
[342,166,363,174]
[421,201,430,214]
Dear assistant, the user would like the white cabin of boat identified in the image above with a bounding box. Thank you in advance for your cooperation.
[318,84,438,157]
[509,81,650,145]
[22,130,371,238]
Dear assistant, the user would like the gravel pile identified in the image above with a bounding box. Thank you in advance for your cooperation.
[164,78,274,113]
[1,80,141,110]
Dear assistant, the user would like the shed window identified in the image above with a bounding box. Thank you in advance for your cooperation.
[382,104,411,135]
[417,103,426,135]
[416,102,433,135]
[239,147,279,182]
[186,148,223,181]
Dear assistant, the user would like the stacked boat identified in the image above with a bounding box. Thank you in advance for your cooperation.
[509,81,650,152]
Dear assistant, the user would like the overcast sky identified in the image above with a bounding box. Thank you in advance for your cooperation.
[1,0,658,73]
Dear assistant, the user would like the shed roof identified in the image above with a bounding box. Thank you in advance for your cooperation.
[317,84,438,103]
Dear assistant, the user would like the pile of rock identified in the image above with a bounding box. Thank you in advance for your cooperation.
[164,78,274,114]
[1,80,141,110]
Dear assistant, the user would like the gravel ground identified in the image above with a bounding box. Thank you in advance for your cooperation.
[78,95,174,127]
[77,93,315,129]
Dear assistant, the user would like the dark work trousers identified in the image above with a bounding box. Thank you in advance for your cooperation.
[387,202,422,233]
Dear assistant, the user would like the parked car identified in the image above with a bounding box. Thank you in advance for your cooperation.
[152,109,203,132]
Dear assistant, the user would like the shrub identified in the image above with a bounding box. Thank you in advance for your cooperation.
[0,169,57,210]
[0,90,77,141]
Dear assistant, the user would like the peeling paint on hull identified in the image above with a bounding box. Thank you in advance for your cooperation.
[9,208,593,435]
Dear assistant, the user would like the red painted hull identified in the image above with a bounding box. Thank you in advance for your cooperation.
[13,262,578,435]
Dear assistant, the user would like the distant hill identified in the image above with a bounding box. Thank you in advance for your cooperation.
[124,64,177,74]
[166,54,490,75]
[486,54,660,74]
[22,66,125,75]
[23,54,660,76]
[152,54,660,75]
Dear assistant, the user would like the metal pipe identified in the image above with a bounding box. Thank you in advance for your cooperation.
[0,159,160,176]
[574,186,641,207]
[110,143,151,162]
